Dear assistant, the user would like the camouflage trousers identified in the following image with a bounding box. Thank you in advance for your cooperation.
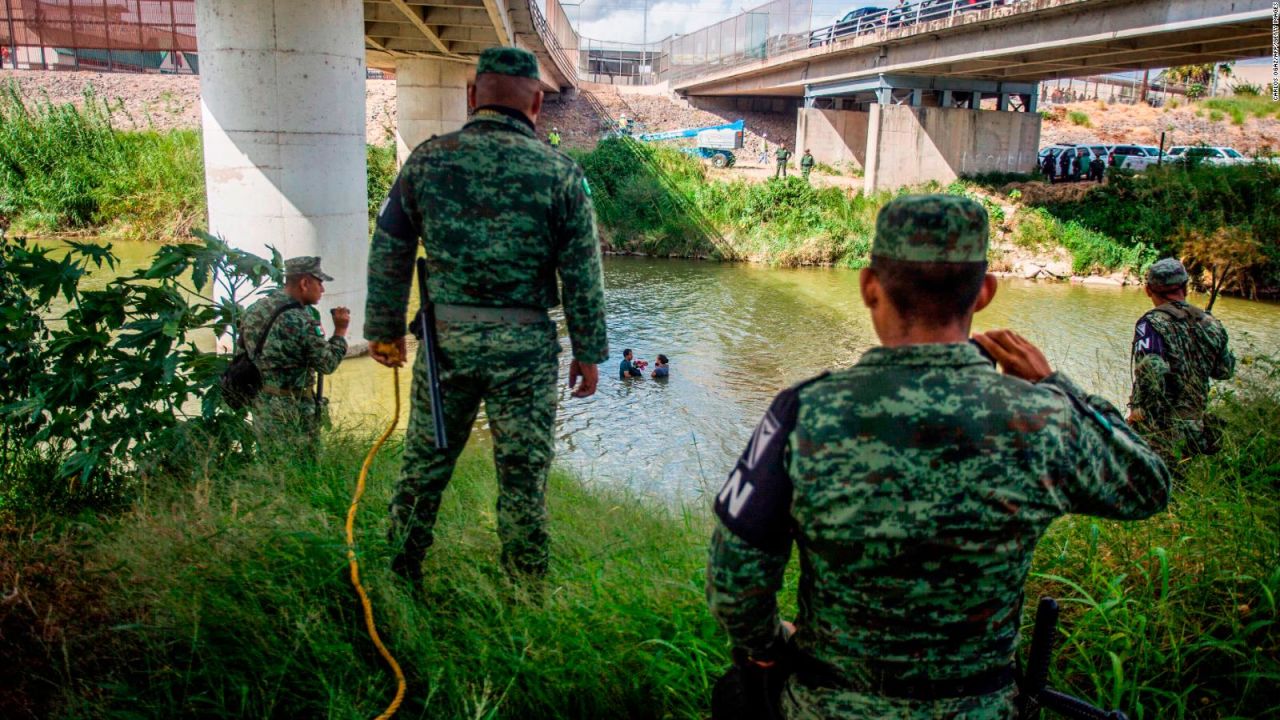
[388,319,560,576]
[252,394,327,458]
[781,679,1017,719]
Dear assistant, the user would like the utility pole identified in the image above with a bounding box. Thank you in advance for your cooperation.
[641,0,649,81]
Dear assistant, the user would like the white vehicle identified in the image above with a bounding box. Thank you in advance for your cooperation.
[1107,144,1162,171]
[1166,146,1187,159]
[1176,146,1248,166]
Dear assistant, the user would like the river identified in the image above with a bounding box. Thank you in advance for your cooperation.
[37,243,1280,501]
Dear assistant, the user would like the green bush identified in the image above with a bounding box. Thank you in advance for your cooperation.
[1068,110,1091,127]
[1013,208,1155,274]
[1232,82,1262,96]
[1038,163,1280,288]
[1208,109,1225,122]
[0,233,278,508]
[366,142,396,232]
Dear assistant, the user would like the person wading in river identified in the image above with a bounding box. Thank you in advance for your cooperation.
[1128,257,1235,462]
[706,194,1170,720]
[365,47,608,585]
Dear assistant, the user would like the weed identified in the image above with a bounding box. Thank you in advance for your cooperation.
[1068,111,1091,127]
[1208,110,1225,123]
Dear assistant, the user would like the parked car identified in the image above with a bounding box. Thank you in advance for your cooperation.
[1166,146,1187,159]
[810,7,887,46]
[1038,144,1104,181]
[1173,146,1248,166]
[1107,144,1161,171]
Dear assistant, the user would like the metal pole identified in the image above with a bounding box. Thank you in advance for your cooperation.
[641,0,648,81]
[4,0,18,70]
[102,0,114,71]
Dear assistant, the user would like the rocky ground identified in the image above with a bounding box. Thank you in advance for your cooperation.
[1038,100,1280,153]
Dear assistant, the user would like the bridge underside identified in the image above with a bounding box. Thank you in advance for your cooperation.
[677,0,1272,97]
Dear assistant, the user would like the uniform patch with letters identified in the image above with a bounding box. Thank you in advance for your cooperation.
[714,385,801,554]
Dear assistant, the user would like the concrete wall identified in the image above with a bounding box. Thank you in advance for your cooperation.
[794,108,870,170]
[863,105,1041,192]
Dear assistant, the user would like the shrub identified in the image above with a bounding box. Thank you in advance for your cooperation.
[1208,109,1225,122]
[1067,110,1091,127]
[0,233,278,508]
[1232,82,1262,96]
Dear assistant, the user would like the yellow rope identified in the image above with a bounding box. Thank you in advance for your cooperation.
[345,365,406,720]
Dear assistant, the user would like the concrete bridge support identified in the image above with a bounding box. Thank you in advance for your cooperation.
[395,58,470,163]
[862,105,1041,193]
[195,0,369,347]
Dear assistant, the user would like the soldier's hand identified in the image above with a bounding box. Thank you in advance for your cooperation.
[330,307,351,334]
[370,338,406,368]
[569,359,598,398]
[972,330,1053,382]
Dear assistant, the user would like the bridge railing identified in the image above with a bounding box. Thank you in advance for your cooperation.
[530,0,579,85]
[663,0,1040,86]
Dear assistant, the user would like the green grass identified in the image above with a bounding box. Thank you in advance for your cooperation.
[0,83,398,241]
[1201,96,1279,120]
[1068,110,1092,127]
[4,363,1277,719]
[1208,110,1225,123]
[1013,207,1156,275]
[574,139,889,267]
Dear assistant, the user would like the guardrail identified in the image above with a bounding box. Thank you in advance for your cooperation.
[663,0,1042,86]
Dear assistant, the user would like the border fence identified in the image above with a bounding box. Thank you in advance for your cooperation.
[1,0,197,73]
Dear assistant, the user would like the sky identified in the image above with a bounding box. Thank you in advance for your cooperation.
[567,0,874,46]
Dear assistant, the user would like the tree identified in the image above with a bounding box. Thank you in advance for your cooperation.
[1180,225,1267,309]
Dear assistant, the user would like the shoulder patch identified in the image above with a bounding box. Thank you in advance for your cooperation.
[713,383,805,554]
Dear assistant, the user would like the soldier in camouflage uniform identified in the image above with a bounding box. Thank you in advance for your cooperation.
[238,256,350,446]
[1129,258,1235,460]
[706,195,1170,719]
[365,47,608,582]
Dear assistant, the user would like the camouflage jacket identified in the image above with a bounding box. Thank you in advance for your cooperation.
[1129,301,1234,430]
[238,289,346,395]
[708,343,1169,712]
[365,107,608,364]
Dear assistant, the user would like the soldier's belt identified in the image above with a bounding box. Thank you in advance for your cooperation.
[434,304,549,325]
[261,385,312,399]
[793,652,1015,701]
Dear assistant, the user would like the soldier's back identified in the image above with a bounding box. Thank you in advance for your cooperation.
[790,345,1075,688]
[400,113,584,309]
[1136,302,1232,421]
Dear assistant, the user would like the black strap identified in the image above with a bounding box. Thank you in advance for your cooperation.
[252,301,303,360]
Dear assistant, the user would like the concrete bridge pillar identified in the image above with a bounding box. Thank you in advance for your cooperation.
[395,58,469,163]
[195,0,369,348]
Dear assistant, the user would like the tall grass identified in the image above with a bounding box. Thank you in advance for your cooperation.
[573,139,891,267]
[4,363,1278,719]
[1013,207,1157,275]
[1201,96,1279,120]
[0,83,204,241]
[0,83,402,241]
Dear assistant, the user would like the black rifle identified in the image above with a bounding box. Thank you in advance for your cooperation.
[1018,597,1129,720]
[415,257,448,450]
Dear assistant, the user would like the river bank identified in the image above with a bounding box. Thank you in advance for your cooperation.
[3,367,1278,719]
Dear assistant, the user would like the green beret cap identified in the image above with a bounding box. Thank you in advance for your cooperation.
[872,194,989,263]
[476,47,540,79]
[284,256,333,282]
[1146,257,1188,286]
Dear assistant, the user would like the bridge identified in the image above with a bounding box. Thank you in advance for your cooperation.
[1,0,578,345]
[653,0,1272,193]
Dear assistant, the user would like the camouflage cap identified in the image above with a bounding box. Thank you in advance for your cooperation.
[1146,257,1188,287]
[284,256,334,282]
[476,47,540,79]
[872,194,988,263]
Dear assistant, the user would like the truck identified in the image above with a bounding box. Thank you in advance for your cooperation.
[637,119,745,168]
